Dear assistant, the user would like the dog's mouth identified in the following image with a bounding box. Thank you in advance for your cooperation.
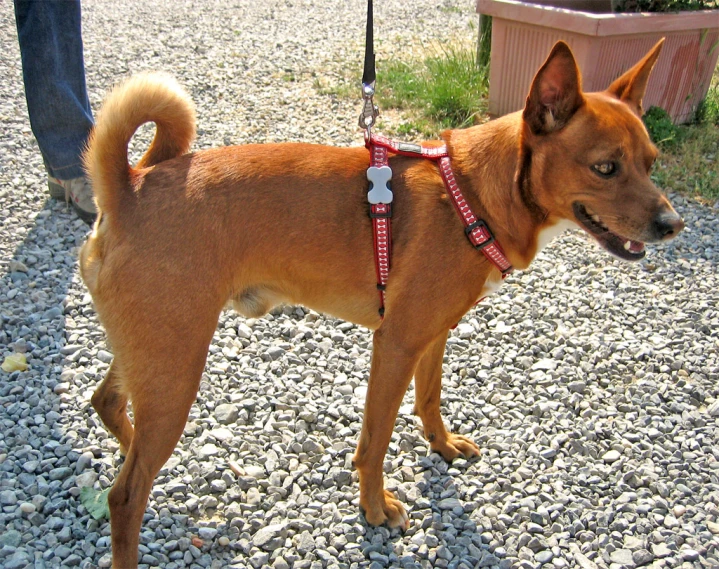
[572,202,645,261]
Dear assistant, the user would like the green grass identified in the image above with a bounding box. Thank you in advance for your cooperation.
[313,76,355,99]
[650,122,719,202]
[377,45,488,138]
[695,82,719,125]
[645,77,719,202]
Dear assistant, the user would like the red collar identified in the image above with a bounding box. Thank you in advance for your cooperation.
[366,133,513,316]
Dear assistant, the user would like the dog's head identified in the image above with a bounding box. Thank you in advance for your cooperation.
[520,39,684,261]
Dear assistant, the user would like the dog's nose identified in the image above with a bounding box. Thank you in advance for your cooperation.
[654,210,684,241]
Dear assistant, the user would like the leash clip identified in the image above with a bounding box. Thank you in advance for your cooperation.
[359,82,379,134]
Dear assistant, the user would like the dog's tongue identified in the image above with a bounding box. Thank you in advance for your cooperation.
[627,240,644,253]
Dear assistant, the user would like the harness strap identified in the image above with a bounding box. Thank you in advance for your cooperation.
[366,134,513,318]
[369,145,391,314]
[436,157,513,276]
[367,132,449,160]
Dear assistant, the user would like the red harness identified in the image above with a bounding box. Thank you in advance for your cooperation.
[366,133,513,317]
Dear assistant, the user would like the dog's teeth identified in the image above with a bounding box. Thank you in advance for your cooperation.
[624,240,632,251]
[591,215,601,223]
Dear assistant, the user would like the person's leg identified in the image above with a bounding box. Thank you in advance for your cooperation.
[15,0,96,223]
[15,0,93,180]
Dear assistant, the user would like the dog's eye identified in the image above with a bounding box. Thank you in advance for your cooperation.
[592,162,617,177]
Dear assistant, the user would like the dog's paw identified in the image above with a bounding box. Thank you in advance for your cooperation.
[431,434,480,462]
[362,489,410,531]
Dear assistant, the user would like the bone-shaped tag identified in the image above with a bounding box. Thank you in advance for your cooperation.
[367,166,393,204]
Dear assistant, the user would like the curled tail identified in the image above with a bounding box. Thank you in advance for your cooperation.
[83,72,196,217]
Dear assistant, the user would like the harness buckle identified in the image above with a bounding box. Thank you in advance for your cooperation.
[464,220,494,249]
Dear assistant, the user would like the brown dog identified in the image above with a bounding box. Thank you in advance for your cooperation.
[80,39,683,567]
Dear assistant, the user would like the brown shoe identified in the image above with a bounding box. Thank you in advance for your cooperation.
[47,175,97,225]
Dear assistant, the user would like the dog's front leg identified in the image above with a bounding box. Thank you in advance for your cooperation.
[353,324,424,530]
[414,332,480,461]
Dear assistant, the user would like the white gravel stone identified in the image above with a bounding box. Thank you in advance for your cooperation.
[19,502,36,514]
[75,471,98,488]
[602,449,622,463]
[199,443,220,458]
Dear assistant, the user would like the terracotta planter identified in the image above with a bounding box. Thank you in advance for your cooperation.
[477,0,719,123]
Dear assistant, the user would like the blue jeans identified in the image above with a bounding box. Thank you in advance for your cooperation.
[14,0,94,180]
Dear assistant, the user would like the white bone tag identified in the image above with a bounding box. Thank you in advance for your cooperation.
[367,166,393,204]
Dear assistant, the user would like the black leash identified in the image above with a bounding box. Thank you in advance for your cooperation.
[362,0,375,86]
[358,0,379,133]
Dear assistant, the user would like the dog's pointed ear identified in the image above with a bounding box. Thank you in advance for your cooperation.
[523,41,585,135]
[606,38,664,117]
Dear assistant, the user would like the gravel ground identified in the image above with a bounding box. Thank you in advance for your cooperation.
[1,1,719,569]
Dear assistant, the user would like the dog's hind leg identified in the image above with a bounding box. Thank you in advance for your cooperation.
[107,351,208,568]
[91,361,133,455]
[414,332,480,461]
[100,296,220,569]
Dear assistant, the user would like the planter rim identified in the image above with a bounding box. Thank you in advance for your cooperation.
[477,0,719,36]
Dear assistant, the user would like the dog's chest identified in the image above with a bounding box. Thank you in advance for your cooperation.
[476,218,577,303]
[536,219,578,252]
[479,273,503,301]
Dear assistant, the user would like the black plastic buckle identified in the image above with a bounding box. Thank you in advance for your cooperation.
[465,220,494,249]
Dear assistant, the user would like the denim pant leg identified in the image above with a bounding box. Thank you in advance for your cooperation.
[15,0,94,180]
